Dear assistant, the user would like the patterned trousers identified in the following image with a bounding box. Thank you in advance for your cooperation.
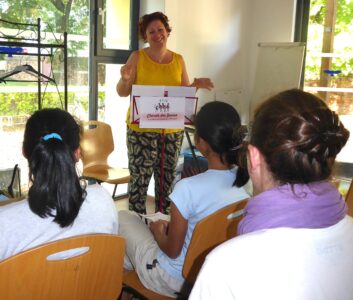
[127,128,184,214]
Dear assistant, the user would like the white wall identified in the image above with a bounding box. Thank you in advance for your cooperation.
[140,0,165,16]
[167,0,247,112]
[164,0,297,123]
[245,0,297,120]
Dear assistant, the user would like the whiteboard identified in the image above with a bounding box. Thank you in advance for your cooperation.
[250,42,305,120]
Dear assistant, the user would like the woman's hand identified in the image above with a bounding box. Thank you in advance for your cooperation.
[192,78,214,90]
[120,64,135,83]
[150,219,169,236]
[150,204,188,259]
[116,50,138,96]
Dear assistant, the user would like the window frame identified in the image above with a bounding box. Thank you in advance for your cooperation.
[294,0,310,88]
[89,0,140,120]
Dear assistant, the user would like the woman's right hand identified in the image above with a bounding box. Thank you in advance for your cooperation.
[117,51,138,96]
[120,64,134,83]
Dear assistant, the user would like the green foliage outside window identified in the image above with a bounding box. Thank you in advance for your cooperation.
[0,91,104,117]
[0,0,90,116]
[306,0,353,80]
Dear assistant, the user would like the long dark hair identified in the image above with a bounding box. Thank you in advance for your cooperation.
[23,108,86,227]
[194,101,248,187]
[251,89,350,184]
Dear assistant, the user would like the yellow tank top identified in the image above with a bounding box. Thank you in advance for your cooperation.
[126,49,184,133]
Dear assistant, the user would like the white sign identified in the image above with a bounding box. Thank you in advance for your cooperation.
[130,85,197,126]
[139,97,186,129]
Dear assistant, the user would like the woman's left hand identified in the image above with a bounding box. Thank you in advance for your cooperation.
[192,78,214,90]
[150,220,169,236]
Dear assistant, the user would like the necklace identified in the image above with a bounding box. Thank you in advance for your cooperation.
[148,48,169,64]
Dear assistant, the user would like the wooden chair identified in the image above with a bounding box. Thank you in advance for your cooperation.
[80,120,130,198]
[122,199,249,299]
[346,179,353,217]
[0,234,125,300]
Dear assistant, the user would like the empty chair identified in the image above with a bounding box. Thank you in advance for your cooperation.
[80,120,130,198]
[0,234,125,300]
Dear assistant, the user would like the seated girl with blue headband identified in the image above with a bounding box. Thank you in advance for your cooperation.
[0,108,118,260]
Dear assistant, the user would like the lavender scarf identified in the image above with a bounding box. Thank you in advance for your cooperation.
[238,181,347,235]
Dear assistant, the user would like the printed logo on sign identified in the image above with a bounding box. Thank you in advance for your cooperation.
[147,98,178,121]
[139,96,185,129]
[154,98,170,113]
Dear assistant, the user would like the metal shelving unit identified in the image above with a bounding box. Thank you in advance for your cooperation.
[0,18,68,110]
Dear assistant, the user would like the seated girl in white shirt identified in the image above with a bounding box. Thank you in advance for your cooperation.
[119,101,249,297]
[0,109,118,261]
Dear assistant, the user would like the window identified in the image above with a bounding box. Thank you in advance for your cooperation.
[96,0,139,56]
[89,0,139,195]
[296,0,353,179]
[90,0,139,120]
[0,0,139,193]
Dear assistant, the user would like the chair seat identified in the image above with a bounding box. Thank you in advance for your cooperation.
[123,271,175,300]
[83,166,130,185]
[80,121,131,197]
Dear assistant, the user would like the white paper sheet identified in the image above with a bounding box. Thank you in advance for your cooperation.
[138,212,171,225]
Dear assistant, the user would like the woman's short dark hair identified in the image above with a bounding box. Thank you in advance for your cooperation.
[195,101,248,187]
[251,89,350,184]
[139,12,172,42]
[23,108,86,227]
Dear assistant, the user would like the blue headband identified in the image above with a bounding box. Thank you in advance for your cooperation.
[42,133,62,141]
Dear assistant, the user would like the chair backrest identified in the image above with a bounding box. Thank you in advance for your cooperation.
[346,179,353,217]
[182,198,248,283]
[0,234,125,300]
[80,121,114,170]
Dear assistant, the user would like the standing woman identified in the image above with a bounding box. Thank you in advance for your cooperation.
[117,12,213,214]
[0,109,118,261]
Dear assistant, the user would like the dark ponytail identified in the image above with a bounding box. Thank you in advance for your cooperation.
[23,109,86,227]
[194,101,249,187]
